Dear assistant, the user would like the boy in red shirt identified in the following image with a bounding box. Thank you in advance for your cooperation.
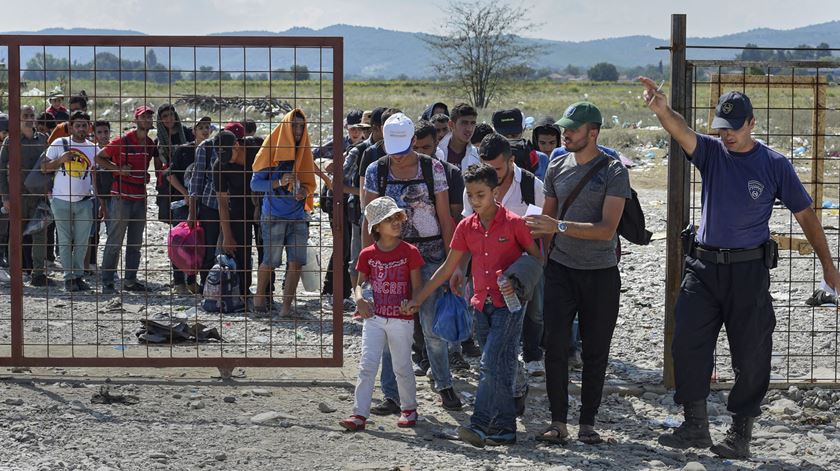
[340,196,423,431]
[408,163,542,447]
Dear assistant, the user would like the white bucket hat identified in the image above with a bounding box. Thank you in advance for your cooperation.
[365,196,405,233]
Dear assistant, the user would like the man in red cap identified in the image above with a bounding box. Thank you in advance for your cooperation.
[95,105,161,293]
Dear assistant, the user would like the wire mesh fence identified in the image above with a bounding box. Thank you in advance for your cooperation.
[683,52,840,384]
[0,36,345,369]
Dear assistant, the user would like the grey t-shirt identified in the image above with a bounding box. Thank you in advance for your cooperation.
[544,153,631,270]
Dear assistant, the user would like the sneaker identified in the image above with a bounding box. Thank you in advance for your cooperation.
[101,283,117,294]
[172,284,189,295]
[338,415,366,432]
[397,409,417,428]
[370,398,400,416]
[449,351,471,371]
[525,360,545,377]
[321,294,333,310]
[123,280,152,292]
[75,278,91,291]
[461,339,482,358]
[439,388,463,411]
[30,274,55,287]
[457,425,487,448]
[65,279,79,292]
[485,431,517,446]
[413,361,429,377]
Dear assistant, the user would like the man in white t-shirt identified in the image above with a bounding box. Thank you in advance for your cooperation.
[42,111,100,292]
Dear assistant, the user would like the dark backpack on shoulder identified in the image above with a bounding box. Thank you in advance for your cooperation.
[519,169,536,206]
[25,138,69,195]
[509,138,538,174]
[376,154,436,205]
[619,188,652,245]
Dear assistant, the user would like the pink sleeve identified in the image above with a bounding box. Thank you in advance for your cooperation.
[356,248,371,275]
[450,219,469,252]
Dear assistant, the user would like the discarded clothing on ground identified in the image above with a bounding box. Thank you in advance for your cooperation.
[806,289,837,307]
[135,312,224,344]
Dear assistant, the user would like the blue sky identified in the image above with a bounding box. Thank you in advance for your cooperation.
[2,0,839,41]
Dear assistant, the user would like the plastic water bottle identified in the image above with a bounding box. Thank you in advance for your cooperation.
[361,281,375,311]
[496,270,521,312]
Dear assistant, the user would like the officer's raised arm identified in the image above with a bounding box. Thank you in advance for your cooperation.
[639,76,698,157]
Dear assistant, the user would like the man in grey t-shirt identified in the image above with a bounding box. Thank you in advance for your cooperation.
[525,101,630,445]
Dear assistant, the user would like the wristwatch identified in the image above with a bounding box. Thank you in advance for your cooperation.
[556,221,567,233]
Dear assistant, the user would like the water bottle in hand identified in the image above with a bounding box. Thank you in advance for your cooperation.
[496,270,521,312]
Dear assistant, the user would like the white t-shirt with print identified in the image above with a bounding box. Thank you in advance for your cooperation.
[46,137,97,202]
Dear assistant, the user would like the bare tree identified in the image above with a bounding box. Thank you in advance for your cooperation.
[424,0,532,108]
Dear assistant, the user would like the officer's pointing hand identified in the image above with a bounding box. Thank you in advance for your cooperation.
[639,76,667,114]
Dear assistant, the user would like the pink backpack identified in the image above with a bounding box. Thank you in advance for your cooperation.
[168,221,205,275]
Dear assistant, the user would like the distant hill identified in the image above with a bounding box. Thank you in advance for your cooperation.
[2,22,840,79]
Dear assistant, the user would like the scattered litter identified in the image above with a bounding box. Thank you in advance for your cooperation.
[91,385,139,405]
[432,427,459,440]
[112,345,128,351]
[135,312,223,344]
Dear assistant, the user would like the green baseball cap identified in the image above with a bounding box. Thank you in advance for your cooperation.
[555,101,602,130]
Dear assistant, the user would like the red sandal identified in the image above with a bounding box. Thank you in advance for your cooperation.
[339,415,366,431]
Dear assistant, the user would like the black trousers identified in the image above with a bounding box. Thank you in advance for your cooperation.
[543,260,620,426]
[673,255,775,418]
[322,203,352,299]
[198,204,221,286]
[227,210,253,296]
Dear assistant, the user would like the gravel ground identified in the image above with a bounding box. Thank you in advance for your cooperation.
[1,166,840,470]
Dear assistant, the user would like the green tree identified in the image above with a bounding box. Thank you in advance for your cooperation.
[565,64,581,77]
[587,62,619,82]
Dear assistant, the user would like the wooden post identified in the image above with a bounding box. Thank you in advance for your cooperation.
[664,14,688,389]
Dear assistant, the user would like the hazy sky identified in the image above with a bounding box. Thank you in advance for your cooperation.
[2,0,839,41]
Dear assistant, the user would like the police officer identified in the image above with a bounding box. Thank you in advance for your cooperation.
[640,76,840,459]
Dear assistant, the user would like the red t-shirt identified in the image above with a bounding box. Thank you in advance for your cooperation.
[451,204,534,310]
[356,240,424,320]
[103,130,157,201]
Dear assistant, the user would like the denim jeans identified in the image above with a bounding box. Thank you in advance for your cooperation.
[50,197,93,280]
[472,302,524,434]
[521,274,545,362]
[101,198,146,285]
[381,261,451,400]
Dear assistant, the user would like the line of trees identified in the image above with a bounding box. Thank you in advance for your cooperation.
[23,52,312,82]
[737,43,833,61]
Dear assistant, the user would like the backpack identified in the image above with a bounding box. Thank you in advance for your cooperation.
[376,154,436,204]
[618,188,652,245]
[202,254,245,313]
[520,169,536,206]
[509,138,538,174]
[25,137,69,194]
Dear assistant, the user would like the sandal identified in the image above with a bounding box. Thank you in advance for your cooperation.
[536,423,570,445]
[339,415,366,431]
[578,428,604,445]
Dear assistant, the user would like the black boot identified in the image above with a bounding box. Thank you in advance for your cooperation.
[658,400,713,449]
[711,415,754,459]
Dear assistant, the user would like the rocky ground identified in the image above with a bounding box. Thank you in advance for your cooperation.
[1,163,840,470]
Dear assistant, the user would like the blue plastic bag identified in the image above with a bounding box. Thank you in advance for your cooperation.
[432,288,472,343]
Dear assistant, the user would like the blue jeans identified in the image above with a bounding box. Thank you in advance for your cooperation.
[50,197,93,280]
[473,302,524,434]
[101,198,146,285]
[521,274,545,362]
[381,261,451,400]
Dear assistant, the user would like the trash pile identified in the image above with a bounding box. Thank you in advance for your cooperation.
[135,311,223,344]
[174,95,293,118]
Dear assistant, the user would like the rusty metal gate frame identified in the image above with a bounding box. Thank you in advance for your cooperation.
[0,34,345,369]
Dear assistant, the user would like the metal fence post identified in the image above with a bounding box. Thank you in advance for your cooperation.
[664,14,689,389]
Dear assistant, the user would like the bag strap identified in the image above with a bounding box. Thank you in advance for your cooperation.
[376,157,388,196]
[418,154,436,205]
[520,169,535,206]
[558,155,609,220]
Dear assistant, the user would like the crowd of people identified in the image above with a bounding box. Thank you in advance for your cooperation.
[1,77,837,460]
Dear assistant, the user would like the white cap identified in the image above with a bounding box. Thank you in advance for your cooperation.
[383,112,414,155]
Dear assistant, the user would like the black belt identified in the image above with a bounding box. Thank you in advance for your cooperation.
[690,245,764,264]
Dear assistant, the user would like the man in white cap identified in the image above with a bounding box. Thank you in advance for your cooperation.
[361,112,463,413]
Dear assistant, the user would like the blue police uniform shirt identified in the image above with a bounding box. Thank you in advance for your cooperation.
[691,133,812,249]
